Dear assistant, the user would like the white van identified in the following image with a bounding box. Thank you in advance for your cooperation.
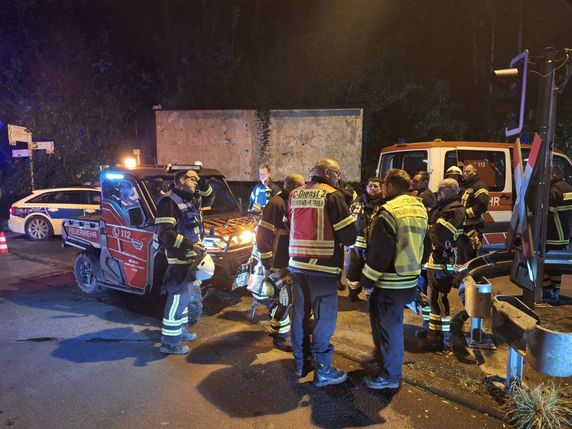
[376,140,572,249]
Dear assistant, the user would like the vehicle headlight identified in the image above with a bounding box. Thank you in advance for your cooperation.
[239,230,254,244]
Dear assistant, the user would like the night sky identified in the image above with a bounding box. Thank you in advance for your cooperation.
[1,0,572,190]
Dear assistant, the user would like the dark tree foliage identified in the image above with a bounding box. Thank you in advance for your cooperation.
[0,0,571,197]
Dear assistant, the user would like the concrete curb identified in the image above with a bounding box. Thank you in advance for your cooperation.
[334,342,507,423]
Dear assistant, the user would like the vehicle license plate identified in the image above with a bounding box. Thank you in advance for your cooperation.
[232,264,250,289]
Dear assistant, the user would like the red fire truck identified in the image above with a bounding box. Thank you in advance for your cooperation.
[62,164,256,296]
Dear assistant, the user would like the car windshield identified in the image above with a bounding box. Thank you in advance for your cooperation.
[141,175,239,215]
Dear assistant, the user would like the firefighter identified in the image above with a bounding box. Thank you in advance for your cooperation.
[419,179,465,351]
[457,163,489,265]
[252,173,305,351]
[445,165,463,184]
[543,167,572,304]
[456,163,489,306]
[361,169,428,390]
[247,163,281,215]
[411,171,436,210]
[288,159,357,386]
[346,177,384,301]
[155,169,214,355]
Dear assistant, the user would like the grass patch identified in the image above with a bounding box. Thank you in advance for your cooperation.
[458,372,482,394]
[503,381,572,429]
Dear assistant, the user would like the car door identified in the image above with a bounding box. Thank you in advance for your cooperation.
[100,176,153,291]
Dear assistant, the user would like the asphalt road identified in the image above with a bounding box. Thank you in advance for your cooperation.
[0,234,506,429]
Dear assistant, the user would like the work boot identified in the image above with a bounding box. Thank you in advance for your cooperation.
[313,363,347,387]
[337,280,346,291]
[272,335,293,353]
[159,344,190,355]
[348,285,362,302]
[294,359,314,378]
[181,332,198,342]
[363,375,400,390]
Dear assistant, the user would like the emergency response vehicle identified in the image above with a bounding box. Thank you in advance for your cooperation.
[377,140,572,249]
[61,164,256,296]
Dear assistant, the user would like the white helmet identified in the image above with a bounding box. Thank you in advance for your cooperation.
[195,253,215,281]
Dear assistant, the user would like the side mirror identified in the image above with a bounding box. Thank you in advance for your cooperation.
[128,207,144,227]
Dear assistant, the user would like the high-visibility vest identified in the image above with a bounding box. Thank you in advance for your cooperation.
[288,182,338,259]
[367,194,428,289]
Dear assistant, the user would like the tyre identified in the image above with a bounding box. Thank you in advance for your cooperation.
[25,216,53,241]
[74,251,102,294]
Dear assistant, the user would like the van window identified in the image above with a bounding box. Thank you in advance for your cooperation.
[101,177,145,226]
[520,151,572,187]
[444,150,506,192]
[553,155,572,186]
[379,150,427,179]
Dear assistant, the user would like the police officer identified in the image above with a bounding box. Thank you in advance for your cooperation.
[248,163,281,215]
[155,169,214,355]
[253,173,305,351]
[346,177,384,301]
[361,169,428,390]
[457,163,489,265]
[420,179,465,351]
[288,159,357,386]
[543,167,572,304]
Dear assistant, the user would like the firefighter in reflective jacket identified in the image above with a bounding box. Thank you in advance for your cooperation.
[457,163,489,265]
[248,163,281,215]
[252,173,305,351]
[543,167,572,304]
[417,179,465,351]
[361,169,428,390]
[154,169,214,355]
[346,177,384,301]
[288,158,357,387]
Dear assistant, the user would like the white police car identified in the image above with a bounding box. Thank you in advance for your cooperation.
[8,187,101,240]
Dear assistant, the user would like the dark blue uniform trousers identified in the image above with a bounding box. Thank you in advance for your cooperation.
[369,286,417,383]
[291,271,339,367]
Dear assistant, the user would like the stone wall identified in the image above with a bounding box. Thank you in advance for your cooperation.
[155,108,363,182]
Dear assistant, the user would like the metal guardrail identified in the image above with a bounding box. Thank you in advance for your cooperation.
[458,250,572,384]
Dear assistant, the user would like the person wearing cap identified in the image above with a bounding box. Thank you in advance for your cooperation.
[248,163,281,215]
[154,169,214,355]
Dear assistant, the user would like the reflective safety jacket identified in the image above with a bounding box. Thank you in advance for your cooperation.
[288,177,357,276]
[255,191,290,270]
[362,194,428,289]
[460,175,489,228]
[248,181,281,215]
[547,177,572,246]
[426,197,465,271]
[155,184,214,266]
[350,193,384,251]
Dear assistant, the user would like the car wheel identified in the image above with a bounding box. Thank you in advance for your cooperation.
[25,216,53,241]
[74,251,102,294]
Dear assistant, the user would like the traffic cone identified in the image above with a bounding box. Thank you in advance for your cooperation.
[0,232,8,255]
